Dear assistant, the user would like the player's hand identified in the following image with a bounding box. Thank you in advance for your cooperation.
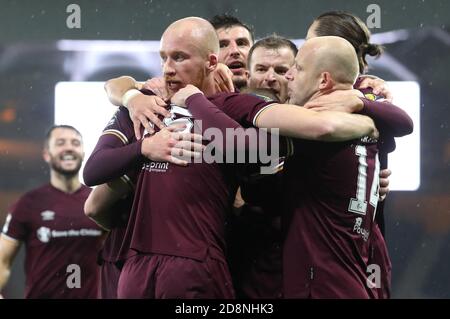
[379,168,391,201]
[171,85,203,107]
[141,124,205,166]
[304,89,365,113]
[213,63,235,93]
[142,77,171,102]
[370,125,379,140]
[357,76,393,102]
[126,94,171,139]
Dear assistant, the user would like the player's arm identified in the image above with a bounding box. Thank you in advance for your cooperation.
[358,99,413,137]
[255,103,377,141]
[84,180,131,231]
[176,85,375,142]
[303,89,413,137]
[104,76,170,138]
[84,126,203,186]
[0,235,21,294]
[104,76,143,106]
[83,131,144,186]
[176,86,288,157]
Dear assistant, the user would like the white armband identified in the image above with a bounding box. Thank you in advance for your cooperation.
[122,89,142,108]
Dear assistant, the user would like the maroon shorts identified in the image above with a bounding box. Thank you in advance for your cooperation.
[99,260,122,299]
[117,253,235,299]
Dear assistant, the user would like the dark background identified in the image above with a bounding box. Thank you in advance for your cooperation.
[0,0,449,298]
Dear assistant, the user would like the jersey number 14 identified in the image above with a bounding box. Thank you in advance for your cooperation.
[348,145,380,220]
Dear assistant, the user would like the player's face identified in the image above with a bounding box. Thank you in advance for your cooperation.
[44,128,84,176]
[160,32,208,96]
[248,46,295,103]
[216,26,253,88]
[285,47,318,106]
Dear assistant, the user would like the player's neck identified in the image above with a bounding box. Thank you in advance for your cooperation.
[313,84,354,100]
[50,171,82,194]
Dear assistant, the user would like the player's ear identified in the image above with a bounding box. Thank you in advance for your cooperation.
[42,148,51,163]
[318,71,333,90]
[206,53,218,73]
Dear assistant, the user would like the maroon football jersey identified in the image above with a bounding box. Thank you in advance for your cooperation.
[122,93,275,264]
[282,138,380,298]
[2,184,103,299]
[85,106,141,263]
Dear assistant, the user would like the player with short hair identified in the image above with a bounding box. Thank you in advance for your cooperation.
[209,14,254,89]
[226,35,298,299]
[0,125,104,299]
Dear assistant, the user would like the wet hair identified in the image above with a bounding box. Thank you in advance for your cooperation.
[209,14,254,43]
[248,35,298,68]
[44,125,82,149]
[313,11,384,73]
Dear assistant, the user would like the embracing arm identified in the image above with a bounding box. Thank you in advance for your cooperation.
[104,76,143,106]
[255,103,376,142]
[83,135,143,186]
[359,99,413,137]
[181,90,285,156]
[84,180,131,230]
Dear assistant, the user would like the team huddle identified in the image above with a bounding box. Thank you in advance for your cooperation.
[0,12,413,299]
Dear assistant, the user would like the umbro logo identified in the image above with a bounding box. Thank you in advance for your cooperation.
[41,210,55,221]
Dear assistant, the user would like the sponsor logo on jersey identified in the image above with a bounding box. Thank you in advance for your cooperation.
[364,93,377,101]
[353,217,370,242]
[36,227,102,243]
[37,226,52,243]
[41,210,55,221]
[142,161,169,173]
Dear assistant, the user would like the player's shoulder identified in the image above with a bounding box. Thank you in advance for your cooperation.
[9,184,52,213]
[105,106,130,127]
[207,92,240,104]
[240,87,279,103]
[207,90,276,108]
[103,106,134,141]
[21,183,53,200]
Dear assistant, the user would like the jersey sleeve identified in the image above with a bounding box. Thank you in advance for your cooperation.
[359,98,413,137]
[83,106,143,186]
[185,93,293,167]
[209,92,276,128]
[2,201,28,242]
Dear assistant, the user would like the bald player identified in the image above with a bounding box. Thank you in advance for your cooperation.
[84,17,377,299]
[281,36,391,298]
